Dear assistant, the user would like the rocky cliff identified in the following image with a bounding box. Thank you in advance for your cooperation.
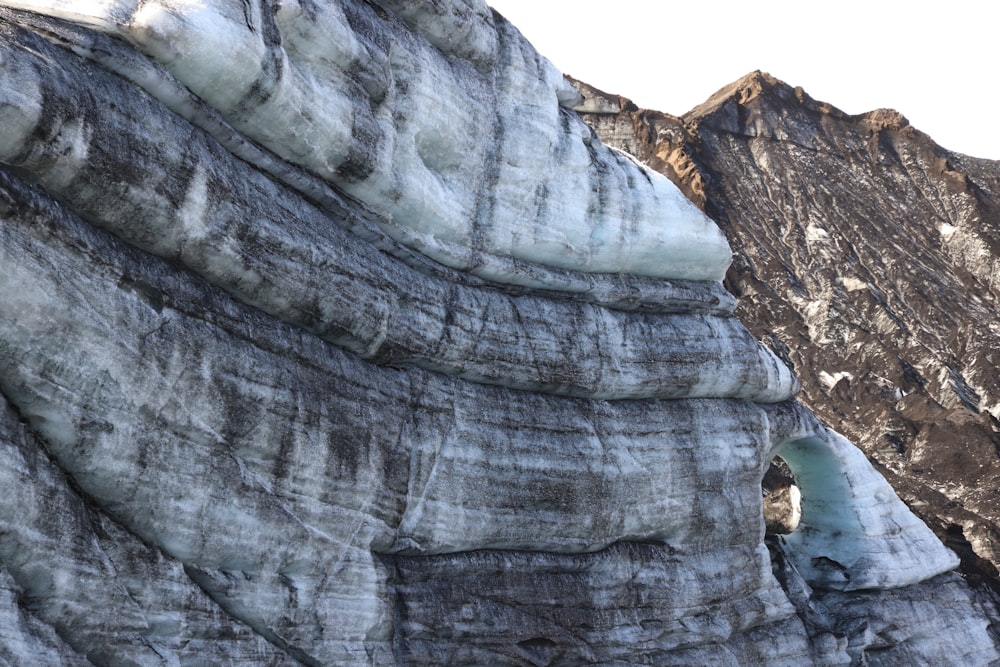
[573,71,1000,592]
[0,2,997,665]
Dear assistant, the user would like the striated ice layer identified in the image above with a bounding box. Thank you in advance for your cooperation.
[0,568,88,666]
[0,399,294,665]
[0,155,974,662]
[0,21,795,403]
[0,0,732,283]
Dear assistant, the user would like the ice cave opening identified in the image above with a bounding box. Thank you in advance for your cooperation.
[762,455,802,535]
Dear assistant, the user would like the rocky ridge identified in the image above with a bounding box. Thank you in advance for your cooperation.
[573,70,1000,588]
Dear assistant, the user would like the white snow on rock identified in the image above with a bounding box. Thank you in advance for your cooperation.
[819,370,853,390]
[836,275,868,292]
[805,222,829,242]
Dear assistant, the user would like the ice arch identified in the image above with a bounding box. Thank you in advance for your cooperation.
[764,425,958,591]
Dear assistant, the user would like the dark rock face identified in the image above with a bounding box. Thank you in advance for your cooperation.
[574,70,1000,588]
[0,2,997,663]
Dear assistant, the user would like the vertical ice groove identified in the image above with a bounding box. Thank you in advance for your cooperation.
[2,6,741,310]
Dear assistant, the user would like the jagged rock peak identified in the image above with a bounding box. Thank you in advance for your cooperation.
[687,70,841,118]
[860,107,912,131]
[683,70,931,152]
[682,71,851,144]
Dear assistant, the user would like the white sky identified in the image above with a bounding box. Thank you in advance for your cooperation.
[488,0,1000,160]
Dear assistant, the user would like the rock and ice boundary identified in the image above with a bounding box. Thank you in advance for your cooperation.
[0,1,996,665]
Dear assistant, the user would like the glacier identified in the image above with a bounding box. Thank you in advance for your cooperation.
[0,1,997,665]
[0,0,731,283]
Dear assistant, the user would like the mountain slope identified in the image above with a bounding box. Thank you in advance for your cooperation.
[574,71,1000,584]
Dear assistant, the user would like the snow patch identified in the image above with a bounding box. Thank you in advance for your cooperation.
[788,484,801,530]
[819,370,853,390]
[837,276,867,292]
[940,222,958,238]
[805,222,829,242]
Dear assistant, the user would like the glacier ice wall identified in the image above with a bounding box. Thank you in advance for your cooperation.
[0,1,995,665]
[1,0,731,283]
